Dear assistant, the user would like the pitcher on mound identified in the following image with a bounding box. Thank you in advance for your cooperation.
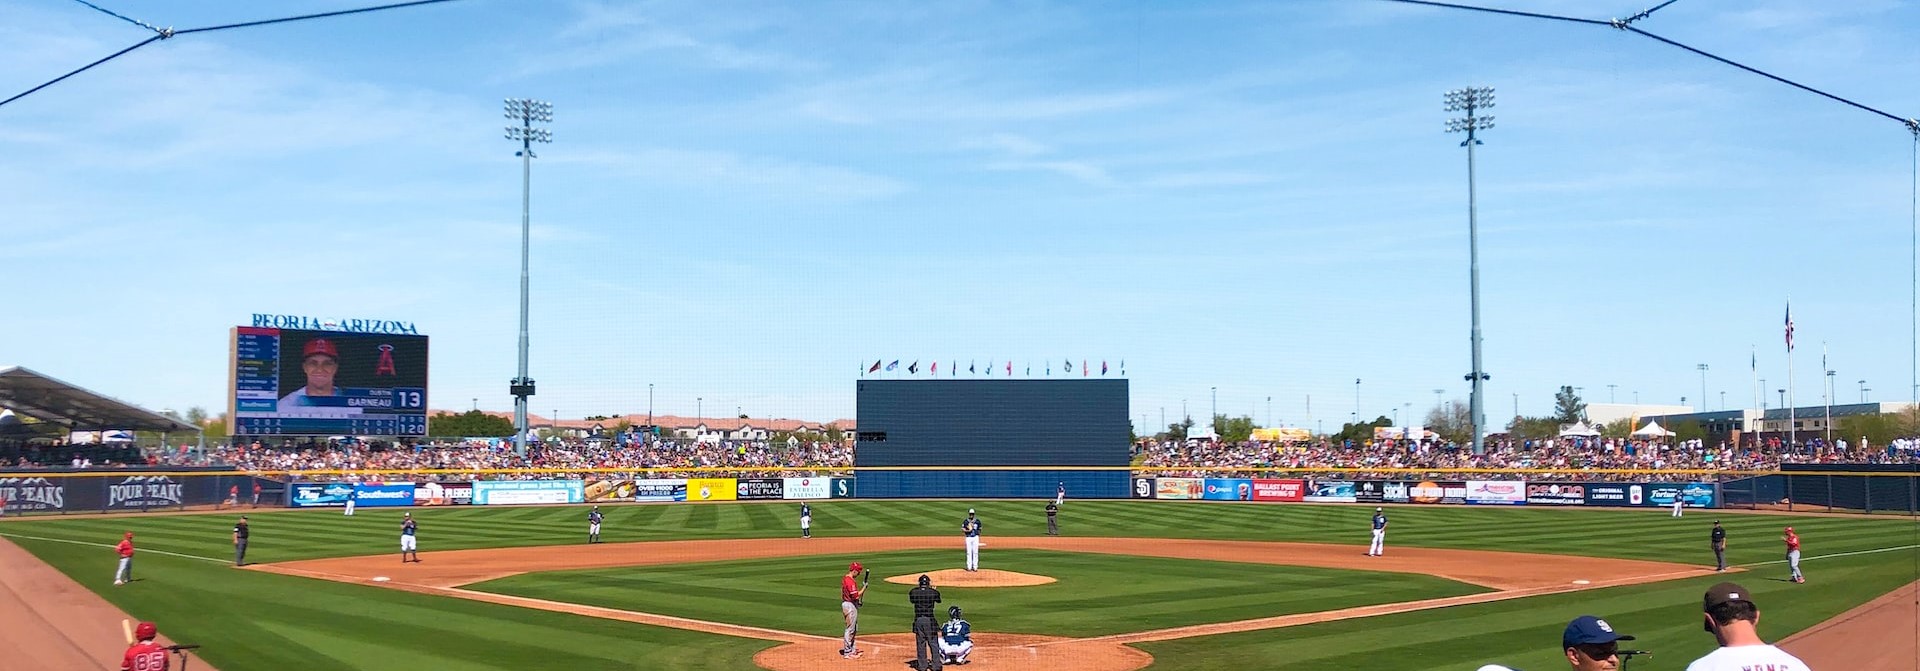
[962,509,982,571]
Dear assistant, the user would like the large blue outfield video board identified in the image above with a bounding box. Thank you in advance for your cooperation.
[853,379,1129,467]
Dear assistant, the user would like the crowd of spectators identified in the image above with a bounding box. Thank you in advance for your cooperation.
[1133,435,1919,481]
[196,437,856,481]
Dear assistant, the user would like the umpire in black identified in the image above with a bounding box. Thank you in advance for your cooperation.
[1711,520,1728,571]
[233,515,250,567]
[908,574,943,670]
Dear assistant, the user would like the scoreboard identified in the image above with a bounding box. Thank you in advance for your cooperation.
[229,327,429,436]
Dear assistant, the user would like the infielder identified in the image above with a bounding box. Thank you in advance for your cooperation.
[962,509,982,571]
[940,606,974,666]
[1783,526,1803,583]
[840,562,867,658]
[400,513,420,563]
[344,487,357,516]
[113,531,135,585]
[800,502,812,539]
[587,506,604,544]
[1367,507,1388,556]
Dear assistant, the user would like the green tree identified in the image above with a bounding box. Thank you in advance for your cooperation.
[1424,401,1472,444]
[428,410,517,437]
[1599,420,1631,440]
[1331,416,1392,444]
[1553,386,1587,423]
[1166,416,1196,441]
[202,414,230,440]
[1671,420,1707,445]
[1504,415,1560,443]
[1213,414,1256,443]
[824,424,845,444]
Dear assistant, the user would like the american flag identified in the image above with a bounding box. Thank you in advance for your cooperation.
[1784,302,1795,351]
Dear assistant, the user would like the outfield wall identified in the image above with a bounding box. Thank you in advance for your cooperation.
[1722,464,1920,514]
[1128,476,1720,509]
[854,469,1126,499]
[0,469,277,514]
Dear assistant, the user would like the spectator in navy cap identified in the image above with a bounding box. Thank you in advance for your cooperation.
[1563,615,1634,670]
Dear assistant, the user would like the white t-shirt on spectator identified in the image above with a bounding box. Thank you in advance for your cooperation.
[1685,644,1807,671]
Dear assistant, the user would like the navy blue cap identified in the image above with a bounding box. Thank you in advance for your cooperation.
[1562,615,1634,648]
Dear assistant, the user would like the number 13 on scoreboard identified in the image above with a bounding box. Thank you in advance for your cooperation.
[393,388,425,408]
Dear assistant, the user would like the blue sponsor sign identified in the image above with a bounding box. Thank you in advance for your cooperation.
[472,480,585,505]
[291,482,356,507]
[831,478,856,499]
[1648,482,1717,508]
[352,483,416,507]
[1201,478,1253,501]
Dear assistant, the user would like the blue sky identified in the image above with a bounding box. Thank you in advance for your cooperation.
[4,0,1918,431]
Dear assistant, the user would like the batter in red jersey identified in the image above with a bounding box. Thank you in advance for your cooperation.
[840,562,867,658]
[121,621,168,670]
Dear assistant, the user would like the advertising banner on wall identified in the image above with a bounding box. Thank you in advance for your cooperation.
[0,476,66,512]
[783,477,832,500]
[290,482,353,507]
[1465,480,1526,505]
[1352,480,1388,504]
[736,478,785,500]
[1648,482,1716,508]
[585,479,634,502]
[1409,481,1467,505]
[1584,483,1635,506]
[352,483,416,507]
[831,478,856,498]
[633,479,689,502]
[1304,480,1356,503]
[1249,478,1304,502]
[1155,477,1204,500]
[106,475,186,511]
[1201,478,1253,501]
[1132,478,1157,499]
[1380,481,1412,503]
[413,481,473,506]
[1525,482,1586,505]
[685,478,738,502]
[472,480,585,505]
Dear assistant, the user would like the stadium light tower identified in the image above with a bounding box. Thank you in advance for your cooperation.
[1446,86,1495,455]
[504,98,552,457]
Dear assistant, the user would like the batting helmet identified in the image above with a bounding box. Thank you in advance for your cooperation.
[949,606,962,619]
[135,622,157,641]
[850,562,863,572]
[918,574,931,586]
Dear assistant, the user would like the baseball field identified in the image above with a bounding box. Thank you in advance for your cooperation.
[2,499,1915,670]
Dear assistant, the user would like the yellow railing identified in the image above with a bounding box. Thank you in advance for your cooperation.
[3,465,1911,478]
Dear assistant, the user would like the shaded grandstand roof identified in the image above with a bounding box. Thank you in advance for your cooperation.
[0,366,198,433]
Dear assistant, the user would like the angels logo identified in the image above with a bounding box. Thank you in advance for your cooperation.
[0,477,65,511]
[107,475,184,509]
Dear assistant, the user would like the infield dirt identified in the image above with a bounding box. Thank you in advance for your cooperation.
[0,537,221,671]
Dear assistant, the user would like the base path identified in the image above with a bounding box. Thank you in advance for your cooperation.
[1779,579,1919,670]
[252,536,1718,671]
[0,538,221,671]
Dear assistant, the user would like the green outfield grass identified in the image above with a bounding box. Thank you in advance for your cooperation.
[2,500,1914,671]
[469,548,1487,637]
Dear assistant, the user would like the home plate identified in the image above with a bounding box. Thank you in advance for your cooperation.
[373,576,391,582]
[1572,580,1591,585]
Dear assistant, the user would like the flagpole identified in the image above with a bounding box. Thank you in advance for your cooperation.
[1774,299,1789,451]
[1751,345,1759,448]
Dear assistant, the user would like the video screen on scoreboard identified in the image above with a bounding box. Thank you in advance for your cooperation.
[230,327,429,436]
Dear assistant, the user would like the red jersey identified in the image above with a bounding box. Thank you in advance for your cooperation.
[229,486,239,497]
[1785,532,1801,551]
[841,574,859,602]
[122,641,169,670]
[116,539,134,558]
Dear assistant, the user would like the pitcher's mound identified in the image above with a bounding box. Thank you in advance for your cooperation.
[885,569,1056,588]
[753,633,1152,671]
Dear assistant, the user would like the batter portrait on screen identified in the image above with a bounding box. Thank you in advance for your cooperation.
[279,338,355,415]
[274,333,428,417]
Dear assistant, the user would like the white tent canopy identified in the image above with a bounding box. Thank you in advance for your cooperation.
[1632,421,1673,438]
[1557,421,1600,438]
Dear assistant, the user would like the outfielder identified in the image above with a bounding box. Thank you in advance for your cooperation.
[840,562,867,658]
[1367,507,1387,556]
[800,502,812,539]
[1783,526,1803,583]
[940,606,974,666]
[400,513,419,563]
[587,506,603,543]
[962,509,982,571]
[1055,482,1065,507]
[1672,495,1685,518]
[113,532,134,585]
[344,488,357,516]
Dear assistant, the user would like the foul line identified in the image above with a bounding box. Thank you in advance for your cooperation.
[1739,544,1920,568]
[0,532,229,564]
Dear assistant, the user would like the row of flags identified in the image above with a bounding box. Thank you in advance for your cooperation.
[862,359,1124,377]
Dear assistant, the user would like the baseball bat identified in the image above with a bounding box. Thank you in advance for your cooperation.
[121,619,133,645]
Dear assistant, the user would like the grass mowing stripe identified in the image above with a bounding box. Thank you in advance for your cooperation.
[1740,543,1920,566]
[0,531,229,563]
